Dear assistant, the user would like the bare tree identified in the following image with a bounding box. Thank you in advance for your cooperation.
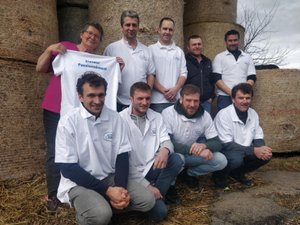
[238,1,292,66]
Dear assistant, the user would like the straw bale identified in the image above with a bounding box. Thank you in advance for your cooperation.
[89,0,184,53]
[252,69,300,152]
[184,22,244,59]
[184,0,237,25]
[0,59,49,181]
[58,6,88,43]
[0,0,58,63]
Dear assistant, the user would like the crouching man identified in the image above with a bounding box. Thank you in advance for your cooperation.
[120,82,183,222]
[55,73,155,225]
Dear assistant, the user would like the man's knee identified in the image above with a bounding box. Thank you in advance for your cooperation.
[77,205,112,225]
[148,199,168,222]
[213,152,228,171]
[167,153,184,172]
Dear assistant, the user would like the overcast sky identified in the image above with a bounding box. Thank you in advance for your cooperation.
[237,0,300,69]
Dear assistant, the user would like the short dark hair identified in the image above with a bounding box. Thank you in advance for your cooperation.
[76,72,108,95]
[231,83,253,98]
[187,34,202,42]
[224,29,240,41]
[159,17,175,28]
[130,82,151,97]
[120,10,140,26]
[180,84,201,97]
[81,21,104,41]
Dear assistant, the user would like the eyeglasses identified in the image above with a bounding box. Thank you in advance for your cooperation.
[84,30,100,40]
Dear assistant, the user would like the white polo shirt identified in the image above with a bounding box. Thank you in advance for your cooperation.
[149,41,187,104]
[55,104,132,203]
[212,50,256,96]
[120,106,171,177]
[104,38,155,105]
[214,104,264,146]
[52,50,121,115]
[161,105,217,146]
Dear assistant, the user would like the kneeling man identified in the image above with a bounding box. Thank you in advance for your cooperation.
[162,84,227,189]
[120,82,183,222]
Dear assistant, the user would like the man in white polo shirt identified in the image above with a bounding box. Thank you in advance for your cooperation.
[120,82,183,222]
[55,73,155,225]
[149,17,187,113]
[213,83,272,190]
[104,10,155,112]
[162,84,227,189]
[213,29,256,112]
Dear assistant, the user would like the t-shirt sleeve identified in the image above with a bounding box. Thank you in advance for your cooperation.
[212,54,222,74]
[247,55,256,75]
[180,50,188,77]
[214,112,234,143]
[147,49,156,75]
[52,53,65,76]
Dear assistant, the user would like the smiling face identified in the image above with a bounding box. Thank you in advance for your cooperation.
[187,37,203,57]
[79,83,106,116]
[121,16,139,41]
[130,89,151,116]
[80,25,101,52]
[232,90,252,112]
[225,34,239,52]
[158,19,174,45]
[180,93,200,117]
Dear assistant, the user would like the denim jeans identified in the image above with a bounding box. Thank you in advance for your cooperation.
[183,152,227,177]
[145,153,183,221]
[43,109,60,198]
[201,100,212,114]
[150,103,174,113]
[217,95,232,112]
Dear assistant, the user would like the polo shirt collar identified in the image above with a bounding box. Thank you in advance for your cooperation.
[229,104,250,124]
[157,40,176,50]
[122,37,142,51]
[79,103,109,121]
[225,49,246,56]
[127,104,156,121]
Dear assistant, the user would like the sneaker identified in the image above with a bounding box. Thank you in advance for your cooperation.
[46,196,63,211]
[165,186,181,204]
[230,173,253,187]
[212,174,229,190]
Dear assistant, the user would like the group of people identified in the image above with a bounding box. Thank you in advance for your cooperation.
[36,9,272,225]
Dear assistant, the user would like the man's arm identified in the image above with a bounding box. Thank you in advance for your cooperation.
[215,78,232,96]
[247,75,256,86]
[36,43,66,73]
[147,74,155,89]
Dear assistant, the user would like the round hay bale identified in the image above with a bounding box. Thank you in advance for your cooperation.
[89,0,184,53]
[0,1,58,63]
[184,0,237,25]
[184,22,244,59]
[58,6,88,43]
[252,69,300,152]
[0,59,48,181]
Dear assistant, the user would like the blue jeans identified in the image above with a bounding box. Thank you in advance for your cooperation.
[150,103,174,113]
[201,100,212,114]
[183,152,227,177]
[217,95,232,112]
[145,153,183,221]
[43,109,60,198]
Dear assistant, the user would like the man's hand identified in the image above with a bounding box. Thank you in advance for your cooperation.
[147,184,162,200]
[116,57,125,71]
[153,148,169,169]
[254,146,272,160]
[106,186,130,209]
[164,87,178,102]
[190,143,207,156]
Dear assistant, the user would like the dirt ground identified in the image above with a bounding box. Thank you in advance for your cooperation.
[0,154,299,225]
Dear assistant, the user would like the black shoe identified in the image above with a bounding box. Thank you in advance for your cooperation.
[46,196,63,211]
[165,186,181,204]
[212,174,229,191]
[230,173,253,187]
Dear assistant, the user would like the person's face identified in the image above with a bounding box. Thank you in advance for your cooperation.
[225,34,239,51]
[121,17,139,41]
[130,90,151,116]
[158,20,174,45]
[232,90,252,112]
[79,83,106,116]
[80,26,101,52]
[180,93,200,117]
[187,38,203,57]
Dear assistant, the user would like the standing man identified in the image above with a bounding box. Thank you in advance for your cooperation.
[104,10,155,112]
[213,29,256,111]
[185,35,215,114]
[213,83,272,190]
[161,84,227,189]
[149,17,187,113]
[55,73,155,225]
[36,22,104,211]
[120,82,183,222]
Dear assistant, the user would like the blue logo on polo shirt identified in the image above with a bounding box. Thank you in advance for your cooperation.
[104,132,113,141]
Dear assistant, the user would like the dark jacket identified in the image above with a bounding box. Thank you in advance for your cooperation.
[185,53,215,101]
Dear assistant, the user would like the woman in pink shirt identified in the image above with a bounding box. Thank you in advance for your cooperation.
[36,22,103,211]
